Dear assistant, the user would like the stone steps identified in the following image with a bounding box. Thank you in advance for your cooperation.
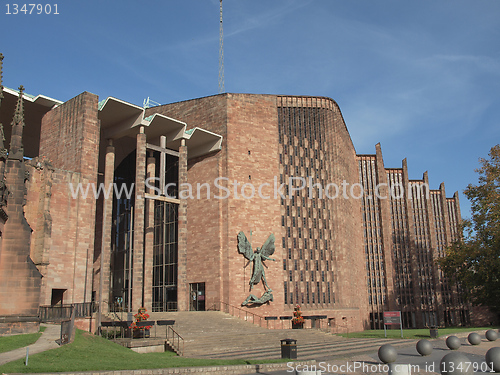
[182,332,410,359]
[192,338,412,360]
[145,311,415,360]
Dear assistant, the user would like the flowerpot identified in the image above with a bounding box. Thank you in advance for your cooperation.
[133,328,150,339]
[292,323,304,329]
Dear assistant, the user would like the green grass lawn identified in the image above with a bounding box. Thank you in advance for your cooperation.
[0,326,46,353]
[0,329,288,373]
[337,326,499,339]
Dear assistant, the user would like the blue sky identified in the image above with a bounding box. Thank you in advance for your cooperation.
[1,0,499,218]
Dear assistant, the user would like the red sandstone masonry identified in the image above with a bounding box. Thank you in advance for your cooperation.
[133,130,146,309]
[375,144,397,312]
[185,155,224,309]
[0,156,41,319]
[0,87,41,324]
[146,96,228,309]
[148,94,286,316]
[402,159,423,328]
[99,142,115,314]
[36,92,100,305]
[148,94,368,330]
[327,101,367,329]
[425,174,445,326]
[31,170,95,305]
[144,154,155,311]
[178,143,189,311]
[40,92,99,182]
[25,161,53,305]
[224,94,284,317]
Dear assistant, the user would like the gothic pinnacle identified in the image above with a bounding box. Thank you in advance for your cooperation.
[8,85,26,160]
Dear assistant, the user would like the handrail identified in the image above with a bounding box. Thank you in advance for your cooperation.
[39,302,96,322]
[166,325,184,356]
[216,301,267,328]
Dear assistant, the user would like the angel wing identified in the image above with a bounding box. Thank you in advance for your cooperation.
[237,231,253,260]
[260,234,275,258]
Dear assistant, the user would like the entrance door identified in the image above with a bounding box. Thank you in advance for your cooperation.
[189,283,205,311]
[51,289,66,306]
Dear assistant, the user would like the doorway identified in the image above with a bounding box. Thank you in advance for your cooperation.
[51,289,66,306]
[189,283,205,311]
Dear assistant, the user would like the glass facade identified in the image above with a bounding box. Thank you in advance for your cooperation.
[111,148,179,313]
[110,151,136,312]
[152,201,178,312]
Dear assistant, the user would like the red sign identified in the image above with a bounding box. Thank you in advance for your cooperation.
[384,311,400,317]
[383,311,401,325]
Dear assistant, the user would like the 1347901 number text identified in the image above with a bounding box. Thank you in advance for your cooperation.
[5,4,59,15]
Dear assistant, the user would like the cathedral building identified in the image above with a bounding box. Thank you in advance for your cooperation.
[0,53,476,335]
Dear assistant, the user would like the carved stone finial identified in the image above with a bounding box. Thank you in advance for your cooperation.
[8,86,26,160]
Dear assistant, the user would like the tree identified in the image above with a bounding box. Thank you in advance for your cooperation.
[438,144,500,312]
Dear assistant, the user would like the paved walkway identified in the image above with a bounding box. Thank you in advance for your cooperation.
[0,323,61,365]
[248,334,500,375]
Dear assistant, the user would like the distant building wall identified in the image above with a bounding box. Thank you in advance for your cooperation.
[358,149,469,329]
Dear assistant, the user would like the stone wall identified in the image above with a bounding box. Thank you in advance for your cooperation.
[0,146,41,322]
[27,91,101,306]
[0,316,39,336]
[224,94,284,316]
[147,94,367,331]
[25,165,96,305]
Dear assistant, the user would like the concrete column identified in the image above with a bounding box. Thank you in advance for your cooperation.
[100,139,115,314]
[143,151,155,312]
[133,127,146,310]
[177,139,188,311]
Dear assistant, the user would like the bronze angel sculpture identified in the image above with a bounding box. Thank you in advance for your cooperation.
[237,231,276,291]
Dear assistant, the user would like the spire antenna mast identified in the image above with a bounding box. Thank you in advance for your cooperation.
[218,0,225,94]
